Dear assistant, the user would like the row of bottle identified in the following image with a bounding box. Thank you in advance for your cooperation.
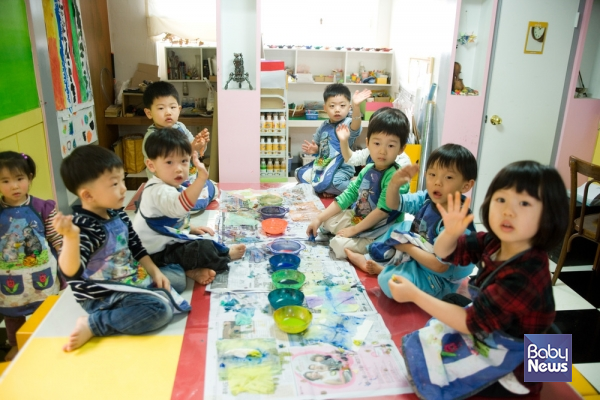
[260,158,287,175]
[260,137,286,154]
[260,113,286,131]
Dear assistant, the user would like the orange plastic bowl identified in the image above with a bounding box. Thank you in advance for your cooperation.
[262,218,288,235]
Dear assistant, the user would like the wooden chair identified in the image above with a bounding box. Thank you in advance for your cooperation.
[552,156,600,285]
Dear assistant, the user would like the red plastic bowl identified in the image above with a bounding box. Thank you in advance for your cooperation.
[262,218,288,235]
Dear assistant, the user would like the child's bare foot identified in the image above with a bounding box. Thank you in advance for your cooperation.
[186,268,216,285]
[229,244,246,260]
[63,316,94,352]
[365,260,384,275]
[345,249,370,273]
[4,345,18,361]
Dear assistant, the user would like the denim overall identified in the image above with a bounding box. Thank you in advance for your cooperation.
[401,251,529,400]
[0,202,59,317]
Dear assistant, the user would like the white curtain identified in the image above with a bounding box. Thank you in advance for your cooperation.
[146,0,217,41]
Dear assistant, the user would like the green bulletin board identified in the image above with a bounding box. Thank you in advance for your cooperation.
[0,0,39,121]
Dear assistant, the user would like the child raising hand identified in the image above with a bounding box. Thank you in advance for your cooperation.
[391,161,569,399]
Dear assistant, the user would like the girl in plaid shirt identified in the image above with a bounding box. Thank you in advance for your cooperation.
[390,161,568,399]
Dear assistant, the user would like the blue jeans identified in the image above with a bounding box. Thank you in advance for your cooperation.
[81,292,174,337]
[159,264,186,293]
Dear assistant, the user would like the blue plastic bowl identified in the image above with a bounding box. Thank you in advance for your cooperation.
[269,254,301,271]
[258,206,288,219]
[268,288,305,310]
[267,239,306,255]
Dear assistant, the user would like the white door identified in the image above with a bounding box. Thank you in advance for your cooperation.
[472,0,580,220]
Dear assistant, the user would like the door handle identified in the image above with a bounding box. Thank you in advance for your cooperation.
[490,115,502,125]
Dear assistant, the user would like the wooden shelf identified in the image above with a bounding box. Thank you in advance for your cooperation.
[105,116,213,126]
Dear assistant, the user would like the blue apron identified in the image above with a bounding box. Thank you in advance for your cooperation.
[0,203,59,317]
[296,121,352,192]
[401,251,529,399]
[351,164,402,239]
[139,184,228,253]
[85,214,190,313]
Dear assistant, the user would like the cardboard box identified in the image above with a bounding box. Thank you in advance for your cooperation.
[376,77,388,84]
[261,60,284,71]
[374,97,391,102]
[314,75,325,82]
[323,75,334,82]
[366,102,393,111]
[130,63,160,89]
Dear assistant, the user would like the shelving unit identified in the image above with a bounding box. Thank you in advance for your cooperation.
[260,93,288,182]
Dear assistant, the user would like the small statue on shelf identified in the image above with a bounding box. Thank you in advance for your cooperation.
[224,53,253,90]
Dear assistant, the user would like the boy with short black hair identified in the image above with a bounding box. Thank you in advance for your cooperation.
[296,84,371,197]
[142,81,217,211]
[345,143,479,300]
[306,108,411,260]
[54,145,188,352]
[133,128,246,285]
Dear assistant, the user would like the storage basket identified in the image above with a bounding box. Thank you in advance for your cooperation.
[121,135,145,174]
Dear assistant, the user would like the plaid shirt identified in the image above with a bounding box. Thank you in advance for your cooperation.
[445,231,555,338]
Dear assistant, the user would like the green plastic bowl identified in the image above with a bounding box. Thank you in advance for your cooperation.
[273,305,312,333]
[271,269,305,290]
[258,194,283,206]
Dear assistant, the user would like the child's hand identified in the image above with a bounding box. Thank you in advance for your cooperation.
[192,151,209,180]
[352,89,372,106]
[53,212,80,239]
[390,164,419,187]
[191,226,215,236]
[302,140,318,154]
[388,274,419,303]
[306,218,321,237]
[150,270,171,291]
[336,226,356,238]
[436,192,474,238]
[192,129,210,156]
[336,124,350,142]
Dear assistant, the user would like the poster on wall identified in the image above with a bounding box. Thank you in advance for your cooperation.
[524,21,548,54]
[57,105,96,157]
[42,0,97,156]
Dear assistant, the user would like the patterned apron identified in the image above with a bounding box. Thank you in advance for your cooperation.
[0,204,59,317]
[401,251,529,399]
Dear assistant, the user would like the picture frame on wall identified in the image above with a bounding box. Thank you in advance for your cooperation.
[524,21,548,54]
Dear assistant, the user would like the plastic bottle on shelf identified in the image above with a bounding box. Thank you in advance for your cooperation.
[265,114,273,131]
[274,159,280,174]
[279,113,286,129]
[267,159,273,174]
[260,113,265,131]
[260,137,266,153]
[260,159,267,176]
[279,137,286,153]
[266,138,273,154]
[273,114,280,130]
[182,82,189,96]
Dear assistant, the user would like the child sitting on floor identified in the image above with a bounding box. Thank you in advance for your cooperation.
[296,84,371,197]
[142,81,217,211]
[133,128,246,285]
[54,145,188,352]
[306,108,410,260]
[394,161,568,398]
[345,144,478,300]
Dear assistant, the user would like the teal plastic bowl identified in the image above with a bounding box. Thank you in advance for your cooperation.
[268,288,305,310]
[271,269,306,290]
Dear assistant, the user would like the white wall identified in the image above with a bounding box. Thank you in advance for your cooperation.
[107,0,157,84]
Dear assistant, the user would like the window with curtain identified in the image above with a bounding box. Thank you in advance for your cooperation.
[146,0,217,42]
[260,0,381,48]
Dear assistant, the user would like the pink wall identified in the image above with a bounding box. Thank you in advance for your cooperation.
[440,0,498,159]
[555,0,600,185]
[216,0,261,183]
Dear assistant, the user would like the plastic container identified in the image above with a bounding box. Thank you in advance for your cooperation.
[258,206,289,219]
[271,269,306,290]
[262,218,288,235]
[258,194,283,206]
[273,305,312,333]
[268,289,305,310]
[269,254,301,271]
[305,110,318,120]
[267,239,305,255]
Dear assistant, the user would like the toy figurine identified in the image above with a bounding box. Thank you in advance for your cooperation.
[452,62,464,93]
[224,53,253,90]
